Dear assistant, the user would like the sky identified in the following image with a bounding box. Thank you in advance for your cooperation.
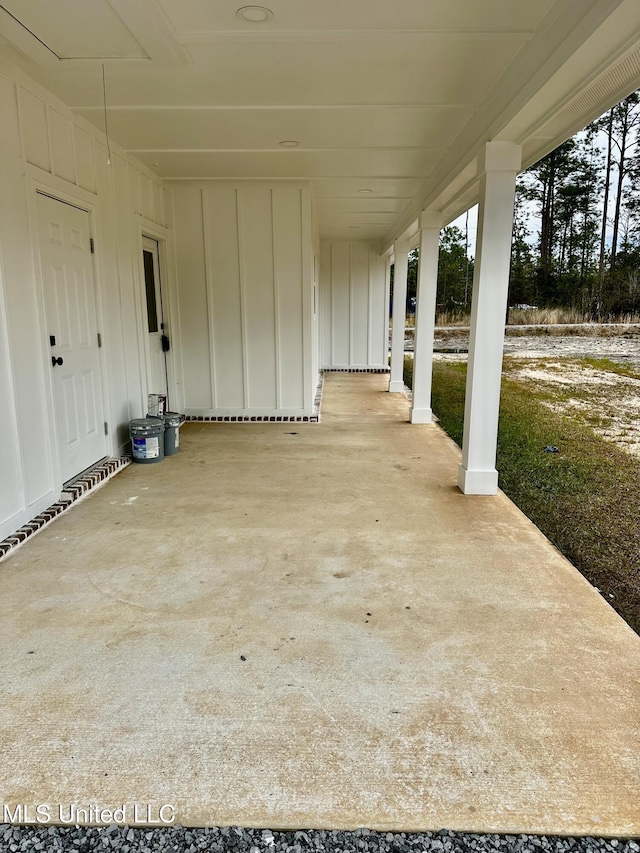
[450,205,478,259]
[449,123,633,259]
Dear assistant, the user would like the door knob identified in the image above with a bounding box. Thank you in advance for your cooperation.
[51,356,64,366]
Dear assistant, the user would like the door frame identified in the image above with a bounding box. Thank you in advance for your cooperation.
[141,234,168,399]
[26,167,110,491]
[134,217,180,414]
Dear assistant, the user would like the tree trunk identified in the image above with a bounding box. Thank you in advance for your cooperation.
[598,109,614,306]
[610,103,629,273]
[539,151,556,275]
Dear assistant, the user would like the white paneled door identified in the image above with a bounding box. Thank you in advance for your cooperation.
[37,193,106,483]
[142,236,168,400]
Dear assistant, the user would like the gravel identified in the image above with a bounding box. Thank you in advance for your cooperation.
[0,825,638,853]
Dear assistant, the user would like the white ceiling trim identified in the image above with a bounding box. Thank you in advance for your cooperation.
[178,29,534,45]
[127,147,443,153]
[107,0,191,67]
[162,175,428,182]
[74,104,477,112]
[0,5,60,67]
[317,197,414,202]
[0,0,190,67]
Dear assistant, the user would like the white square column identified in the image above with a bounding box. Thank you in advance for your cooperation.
[458,142,522,495]
[388,241,410,393]
[411,212,443,423]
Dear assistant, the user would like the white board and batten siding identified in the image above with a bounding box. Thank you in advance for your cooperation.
[319,241,389,370]
[0,56,168,541]
[171,184,315,418]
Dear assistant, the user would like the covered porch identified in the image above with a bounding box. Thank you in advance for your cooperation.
[2,373,639,836]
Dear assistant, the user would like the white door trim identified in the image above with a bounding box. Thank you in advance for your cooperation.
[142,234,167,399]
[135,216,178,413]
[27,175,109,491]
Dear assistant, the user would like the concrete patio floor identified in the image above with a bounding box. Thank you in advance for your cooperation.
[2,373,640,836]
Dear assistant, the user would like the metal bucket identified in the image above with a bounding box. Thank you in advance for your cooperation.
[148,393,167,418]
[163,411,181,456]
[129,417,165,464]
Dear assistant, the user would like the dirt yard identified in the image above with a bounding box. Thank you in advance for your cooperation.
[429,323,640,366]
[427,325,640,458]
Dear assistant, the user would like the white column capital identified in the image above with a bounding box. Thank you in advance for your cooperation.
[477,141,522,175]
[419,210,444,230]
[393,239,412,256]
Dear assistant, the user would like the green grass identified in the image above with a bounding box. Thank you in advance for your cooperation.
[404,355,640,634]
[581,356,640,380]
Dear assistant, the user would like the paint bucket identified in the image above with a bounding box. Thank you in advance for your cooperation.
[129,417,165,464]
[163,412,181,456]
[148,393,167,417]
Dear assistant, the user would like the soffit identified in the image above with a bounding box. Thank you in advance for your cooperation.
[3,0,637,245]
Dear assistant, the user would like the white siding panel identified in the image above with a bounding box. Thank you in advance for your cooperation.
[0,248,24,530]
[152,181,164,226]
[330,243,350,366]
[112,154,145,435]
[204,188,244,409]
[48,107,76,184]
[73,126,96,193]
[174,188,212,409]
[369,248,388,365]
[320,240,388,368]
[141,173,154,221]
[273,188,304,409]
[94,147,129,449]
[319,242,332,368]
[350,241,370,365]
[239,189,277,410]
[309,200,319,395]
[129,165,143,215]
[18,88,50,172]
[0,74,54,513]
[172,181,312,418]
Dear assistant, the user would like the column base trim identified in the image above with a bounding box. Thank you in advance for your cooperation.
[388,379,405,393]
[457,464,498,495]
[410,407,433,424]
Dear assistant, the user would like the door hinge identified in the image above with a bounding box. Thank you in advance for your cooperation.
[97,332,102,348]
[104,421,109,436]
[90,238,95,254]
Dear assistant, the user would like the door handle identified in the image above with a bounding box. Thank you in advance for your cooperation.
[161,334,170,352]
[51,356,64,366]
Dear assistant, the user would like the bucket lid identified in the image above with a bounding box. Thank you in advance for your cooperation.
[164,411,181,424]
[130,417,165,433]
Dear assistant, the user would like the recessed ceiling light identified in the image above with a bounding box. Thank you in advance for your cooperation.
[357,189,373,194]
[237,5,273,23]
[278,140,300,148]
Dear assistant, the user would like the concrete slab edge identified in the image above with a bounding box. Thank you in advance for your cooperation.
[185,414,320,423]
[0,456,132,564]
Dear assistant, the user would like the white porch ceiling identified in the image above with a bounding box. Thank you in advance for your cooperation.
[1,0,640,245]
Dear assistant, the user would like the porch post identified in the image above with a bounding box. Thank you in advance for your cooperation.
[411,212,442,423]
[458,142,521,495]
[388,240,410,393]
